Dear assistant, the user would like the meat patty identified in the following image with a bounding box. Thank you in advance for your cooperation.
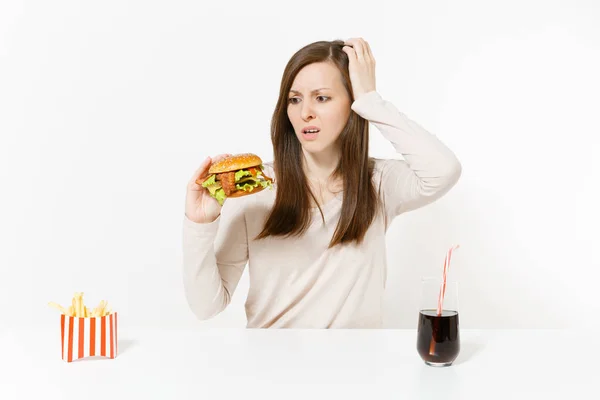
[217,171,236,196]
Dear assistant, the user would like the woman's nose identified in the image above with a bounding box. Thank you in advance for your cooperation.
[301,104,315,120]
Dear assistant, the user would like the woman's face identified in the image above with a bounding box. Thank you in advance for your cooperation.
[287,62,351,155]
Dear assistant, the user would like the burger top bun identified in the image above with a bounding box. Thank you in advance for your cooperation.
[208,153,263,174]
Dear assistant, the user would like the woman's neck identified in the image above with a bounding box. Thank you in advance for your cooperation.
[301,148,341,182]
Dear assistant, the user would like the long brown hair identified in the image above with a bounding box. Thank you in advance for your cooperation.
[254,40,382,248]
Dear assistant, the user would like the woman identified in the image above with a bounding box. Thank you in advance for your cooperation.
[182,38,462,328]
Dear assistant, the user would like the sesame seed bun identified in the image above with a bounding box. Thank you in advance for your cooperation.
[208,153,263,174]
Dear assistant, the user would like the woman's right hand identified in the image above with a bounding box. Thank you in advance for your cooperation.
[185,153,231,224]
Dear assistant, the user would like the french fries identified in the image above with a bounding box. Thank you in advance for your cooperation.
[48,292,113,318]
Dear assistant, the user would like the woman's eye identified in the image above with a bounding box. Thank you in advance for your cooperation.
[288,96,330,104]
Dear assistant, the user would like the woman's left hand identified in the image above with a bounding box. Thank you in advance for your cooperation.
[342,38,377,101]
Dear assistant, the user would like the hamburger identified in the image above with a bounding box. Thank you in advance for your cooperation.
[196,153,274,206]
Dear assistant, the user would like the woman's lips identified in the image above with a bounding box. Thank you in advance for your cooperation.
[302,131,319,140]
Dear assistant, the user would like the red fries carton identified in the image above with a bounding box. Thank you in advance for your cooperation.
[60,313,118,362]
[49,292,118,362]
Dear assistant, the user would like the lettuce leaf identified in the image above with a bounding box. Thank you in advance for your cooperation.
[236,181,260,192]
[259,179,273,189]
[201,174,216,187]
[201,174,226,205]
[213,188,226,205]
[235,169,252,182]
[236,177,273,192]
[207,184,223,196]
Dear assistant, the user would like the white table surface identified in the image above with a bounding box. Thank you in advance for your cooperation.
[0,328,595,400]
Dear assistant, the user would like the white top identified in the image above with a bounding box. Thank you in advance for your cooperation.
[182,90,462,328]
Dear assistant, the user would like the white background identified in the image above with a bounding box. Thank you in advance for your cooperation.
[1,0,599,333]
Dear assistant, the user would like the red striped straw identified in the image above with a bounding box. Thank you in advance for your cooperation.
[436,245,460,316]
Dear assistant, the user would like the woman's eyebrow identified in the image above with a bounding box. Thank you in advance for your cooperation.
[289,87,331,94]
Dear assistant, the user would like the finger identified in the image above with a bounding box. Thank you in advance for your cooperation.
[357,38,371,62]
[346,38,365,61]
[189,157,213,186]
[191,153,233,186]
[343,38,358,57]
[344,37,359,47]
[190,155,220,186]
[342,44,357,63]
[363,40,375,63]
[212,153,232,163]
[207,153,232,172]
